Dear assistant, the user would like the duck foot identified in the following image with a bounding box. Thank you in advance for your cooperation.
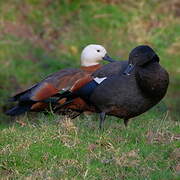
[99,112,106,129]
[124,119,129,127]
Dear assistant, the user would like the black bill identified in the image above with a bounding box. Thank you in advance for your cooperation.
[103,54,117,62]
[123,64,134,75]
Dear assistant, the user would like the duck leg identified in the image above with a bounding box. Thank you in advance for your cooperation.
[99,112,106,129]
[124,118,129,127]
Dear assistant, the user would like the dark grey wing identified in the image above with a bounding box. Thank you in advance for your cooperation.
[92,61,128,78]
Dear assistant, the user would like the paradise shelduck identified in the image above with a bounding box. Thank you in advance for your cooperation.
[6,44,116,116]
[56,45,169,129]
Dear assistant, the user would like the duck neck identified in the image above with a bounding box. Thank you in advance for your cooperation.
[135,62,168,99]
[81,64,102,73]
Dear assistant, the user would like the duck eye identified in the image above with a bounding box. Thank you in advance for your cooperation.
[97,50,100,52]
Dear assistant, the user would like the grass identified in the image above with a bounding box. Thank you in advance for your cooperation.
[0,0,180,179]
[1,110,179,179]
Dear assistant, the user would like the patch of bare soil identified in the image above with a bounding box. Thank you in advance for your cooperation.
[158,0,180,17]
[1,21,54,51]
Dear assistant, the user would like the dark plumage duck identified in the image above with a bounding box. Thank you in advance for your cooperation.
[58,45,169,128]
[54,60,128,116]
[5,44,115,116]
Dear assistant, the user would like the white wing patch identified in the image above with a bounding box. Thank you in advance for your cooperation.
[62,87,70,91]
[93,77,107,84]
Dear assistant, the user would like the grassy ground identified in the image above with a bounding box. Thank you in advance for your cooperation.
[0,0,180,179]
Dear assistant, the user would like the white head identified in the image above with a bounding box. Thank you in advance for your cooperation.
[81,44,108,66]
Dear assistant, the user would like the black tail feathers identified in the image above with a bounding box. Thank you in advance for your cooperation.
[5,104,32,116]
[6,91,75,116]
[8,97,17,102]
